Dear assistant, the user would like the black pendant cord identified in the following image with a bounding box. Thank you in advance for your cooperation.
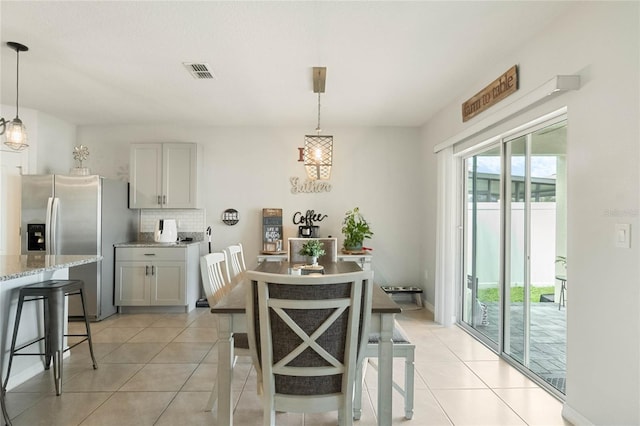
[15,49,20,118]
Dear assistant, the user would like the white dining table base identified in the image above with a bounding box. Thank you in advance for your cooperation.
[210,310,395,425]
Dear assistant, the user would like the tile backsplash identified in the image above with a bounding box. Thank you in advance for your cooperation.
[139,209,206,241]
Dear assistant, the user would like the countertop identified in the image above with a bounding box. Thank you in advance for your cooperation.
[0,254,102,281]
[114,241,203,248]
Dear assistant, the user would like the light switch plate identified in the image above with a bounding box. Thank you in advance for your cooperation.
[615,223,631,248]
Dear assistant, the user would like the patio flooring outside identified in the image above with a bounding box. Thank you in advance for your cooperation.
[474,301,566,394]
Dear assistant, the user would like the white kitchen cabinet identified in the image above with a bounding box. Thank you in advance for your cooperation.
[129,142,199,208]
[115,244,200,311]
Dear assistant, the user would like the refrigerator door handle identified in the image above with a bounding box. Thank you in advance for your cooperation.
[50,197,60,255]
[45,197,54,254]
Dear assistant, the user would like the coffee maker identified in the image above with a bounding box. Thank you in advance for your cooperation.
[298,225,319,238]
[154,219,177,243]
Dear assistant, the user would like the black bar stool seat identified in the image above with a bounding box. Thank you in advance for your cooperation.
[2,279,98,399]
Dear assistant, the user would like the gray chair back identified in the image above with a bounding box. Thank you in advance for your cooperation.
[245,269,373,422]
[288,237,338,263]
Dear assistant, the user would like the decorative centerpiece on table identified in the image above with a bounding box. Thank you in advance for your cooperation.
[70,144,90,175]
[341,207,374,253]
[299,239,325,266]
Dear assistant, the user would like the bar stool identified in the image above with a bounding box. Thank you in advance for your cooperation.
[2,280,98,397]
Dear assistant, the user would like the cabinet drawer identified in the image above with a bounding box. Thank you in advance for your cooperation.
[116,247,187,262]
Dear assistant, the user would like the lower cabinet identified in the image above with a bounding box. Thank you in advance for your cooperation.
[115,245,200,311]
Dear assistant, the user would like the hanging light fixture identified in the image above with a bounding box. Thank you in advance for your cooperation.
[304,67,333,180]
[1,42,29,151]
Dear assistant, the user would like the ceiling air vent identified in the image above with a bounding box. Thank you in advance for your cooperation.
[183,63,215,79]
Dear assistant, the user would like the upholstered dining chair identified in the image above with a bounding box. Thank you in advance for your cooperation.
[199,252,253,411]
[245,269,373,426]
[288,237,338,263]
[225,243,247,284]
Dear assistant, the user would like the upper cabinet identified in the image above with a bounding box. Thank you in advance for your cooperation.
[129,143,199,209]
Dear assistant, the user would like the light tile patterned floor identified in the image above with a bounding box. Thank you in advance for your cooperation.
[4,306,570,425]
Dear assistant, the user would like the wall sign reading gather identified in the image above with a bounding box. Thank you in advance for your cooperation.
[290,177,332,194]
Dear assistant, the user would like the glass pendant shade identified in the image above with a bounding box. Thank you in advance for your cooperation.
[304,134,333,180]
[2,41,29,151]
[4,117,28,151]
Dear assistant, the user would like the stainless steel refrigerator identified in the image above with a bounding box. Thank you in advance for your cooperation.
[21,174,137,320]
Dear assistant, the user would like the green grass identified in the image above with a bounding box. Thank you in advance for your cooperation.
[477,286,554,303]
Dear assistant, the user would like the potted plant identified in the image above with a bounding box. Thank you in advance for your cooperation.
[299,239,325,266]
[341,207,374,252]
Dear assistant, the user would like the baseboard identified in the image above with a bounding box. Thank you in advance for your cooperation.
[422,298,435,313]
[562,402,594,425]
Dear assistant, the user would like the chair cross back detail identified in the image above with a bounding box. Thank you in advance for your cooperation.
[270,298,350,375]
[246,269,373,425]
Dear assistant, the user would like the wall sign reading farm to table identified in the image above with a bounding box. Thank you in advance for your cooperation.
[462,65,518,122]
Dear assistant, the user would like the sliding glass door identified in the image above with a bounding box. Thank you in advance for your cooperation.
[462,145,502,348]
[461,116,567,396]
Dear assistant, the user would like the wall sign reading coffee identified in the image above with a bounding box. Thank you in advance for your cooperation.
[292,210,328,226]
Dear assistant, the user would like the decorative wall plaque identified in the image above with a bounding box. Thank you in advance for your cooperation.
[462,65,518,122]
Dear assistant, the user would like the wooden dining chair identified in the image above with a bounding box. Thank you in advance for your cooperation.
[225,243,247,284]
[288,237,338,263]
[245,269,373,426]
[199,251,253,411]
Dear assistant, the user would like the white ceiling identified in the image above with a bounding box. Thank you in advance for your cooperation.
[0,1,572,128]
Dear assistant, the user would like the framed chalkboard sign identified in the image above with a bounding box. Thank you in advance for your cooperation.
[262,208,284,253]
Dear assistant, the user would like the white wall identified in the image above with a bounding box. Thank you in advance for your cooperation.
[0,104,77,175]
[421,2,639,425]
[77,125,423,284]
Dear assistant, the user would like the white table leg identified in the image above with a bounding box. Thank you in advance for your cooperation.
[215,315,234,426]
[377,313,394,425]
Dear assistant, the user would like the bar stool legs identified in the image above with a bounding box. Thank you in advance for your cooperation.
[3,280,97,403]
[79,288,98,371]
[1,385,11,426]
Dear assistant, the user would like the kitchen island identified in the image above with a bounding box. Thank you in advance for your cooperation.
[0,254,101,390]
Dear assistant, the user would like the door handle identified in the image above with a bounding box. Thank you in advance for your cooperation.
[162,195,166,205]
[145,265,149,276]
[45,197,53,253]
[151,265,155,275]
[50,197,60,255]
[157,195,162,205]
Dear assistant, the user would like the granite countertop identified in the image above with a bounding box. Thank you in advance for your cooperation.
[114,241,203,248]
[0,254,102,281]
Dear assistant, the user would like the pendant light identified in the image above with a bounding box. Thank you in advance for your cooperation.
[304,67,333,180]
[1,42,29,151]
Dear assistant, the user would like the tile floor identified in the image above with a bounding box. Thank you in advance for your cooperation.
[4,305,571,425]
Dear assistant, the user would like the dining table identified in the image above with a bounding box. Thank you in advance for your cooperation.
[209,260,401,425]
